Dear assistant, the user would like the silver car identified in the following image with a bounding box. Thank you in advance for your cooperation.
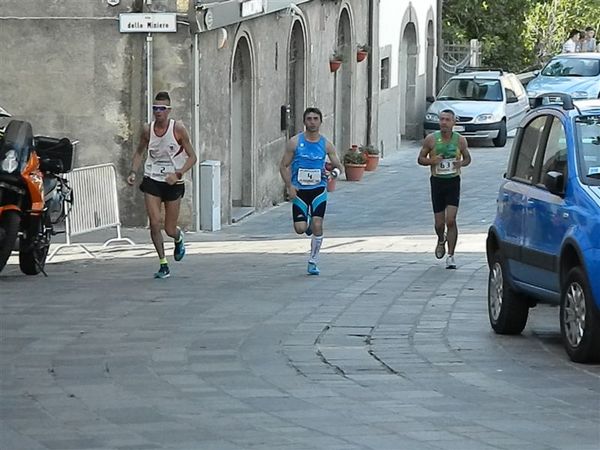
[527,53,600,106]
[424,69,529,147]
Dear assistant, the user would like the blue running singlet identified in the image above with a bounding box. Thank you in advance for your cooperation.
[291,133,327,190]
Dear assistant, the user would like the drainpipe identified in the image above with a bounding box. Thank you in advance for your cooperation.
[192,33,201,232]
[436,0,443,94]
[146,33,153,122]
[366,0,374,146]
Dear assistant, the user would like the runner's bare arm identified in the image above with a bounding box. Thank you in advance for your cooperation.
[458,136,471,167]
[280,137,297,187]
[417,134,441,166]
[128,124,150,185]
[173,121,198,176]
[326,140,343,173]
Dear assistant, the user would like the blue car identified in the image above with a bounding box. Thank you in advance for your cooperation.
[486,94,600,363]
[527,53,600,107]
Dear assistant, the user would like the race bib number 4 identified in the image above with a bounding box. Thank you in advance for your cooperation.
[436,159,457,175]
[298,168,322,185]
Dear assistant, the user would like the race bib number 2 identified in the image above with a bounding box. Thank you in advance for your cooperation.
[437,159,457,175]
[298,168,322,185]
[151,161,174,180]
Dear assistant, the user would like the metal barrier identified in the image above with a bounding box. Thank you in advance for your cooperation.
[49,163,134,259]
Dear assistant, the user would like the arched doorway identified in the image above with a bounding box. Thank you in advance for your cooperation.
[426,20,435,98]
[334,9,352,154]
[400,23,418,139]
[231,37,253,211]
[287,20,306,137]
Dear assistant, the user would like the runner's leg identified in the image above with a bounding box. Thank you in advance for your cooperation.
[309,217,323,263]
[164,198,181,240]
[445,206,458,256]
[292,195,309,234]
[434,212,446,243]
[308,189,327,273]
[145,193,165,259]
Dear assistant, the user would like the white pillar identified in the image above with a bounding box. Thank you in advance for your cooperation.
[200,160,221,231]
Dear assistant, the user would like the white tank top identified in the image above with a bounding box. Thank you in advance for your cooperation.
[144,119,187,183]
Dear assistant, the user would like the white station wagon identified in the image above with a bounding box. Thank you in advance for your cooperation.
[424,69,530,147]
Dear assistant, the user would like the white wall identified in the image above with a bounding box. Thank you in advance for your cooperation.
[379,0,437,87]
[378,0,437,149]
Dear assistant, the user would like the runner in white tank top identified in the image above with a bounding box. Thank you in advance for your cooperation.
[144,119,187,184]
[126,91,197,279]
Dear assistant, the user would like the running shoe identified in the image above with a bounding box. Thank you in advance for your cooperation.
[307,261,320,275]
[154,264,171,279]
[446,255,456,269]
[174,229,185,261]
[435,236,446,259]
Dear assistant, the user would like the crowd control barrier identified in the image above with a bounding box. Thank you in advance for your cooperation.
[49,163,134,259]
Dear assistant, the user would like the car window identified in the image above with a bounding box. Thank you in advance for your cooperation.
[576,115,600,186]
[541,58,600,77]
[539,117,568,186]
[438,78,502,101]
[507,75,526,97]
[512,116,548,183]
[504,88,517,101]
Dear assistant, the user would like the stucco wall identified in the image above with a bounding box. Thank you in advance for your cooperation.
[0,0,375,228]
[378,0,437,150]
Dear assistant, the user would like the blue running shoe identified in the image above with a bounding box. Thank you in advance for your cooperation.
[174,229,185,261]
[305,216,313,236]
[307,261,320,275]
[154,264,170,279]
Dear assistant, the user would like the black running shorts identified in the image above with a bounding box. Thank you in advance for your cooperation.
[430,176,460,213]
[292,187,328,222]
[140,177,185,202]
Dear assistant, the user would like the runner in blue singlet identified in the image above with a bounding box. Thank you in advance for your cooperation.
[279,107,343,275]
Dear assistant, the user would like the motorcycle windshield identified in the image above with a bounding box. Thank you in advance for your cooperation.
[0,120,34,174]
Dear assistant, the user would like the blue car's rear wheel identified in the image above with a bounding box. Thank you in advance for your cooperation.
[560,267,600,363]
[488,251,528,334]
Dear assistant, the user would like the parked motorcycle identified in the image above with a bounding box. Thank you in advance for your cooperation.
[0,119,73,275]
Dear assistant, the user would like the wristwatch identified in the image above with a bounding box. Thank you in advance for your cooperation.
[175,171,183,180]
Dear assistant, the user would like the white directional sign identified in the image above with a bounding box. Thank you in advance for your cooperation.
[119,13,177,33]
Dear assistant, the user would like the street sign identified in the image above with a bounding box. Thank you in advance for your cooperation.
[119,13,177,33]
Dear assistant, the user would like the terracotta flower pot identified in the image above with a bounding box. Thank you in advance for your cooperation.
[365,154,379,171]
[329,60,342,73]
[344,163,366,181]
[357,50,368,62]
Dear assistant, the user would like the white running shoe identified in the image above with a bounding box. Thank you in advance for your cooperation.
[446,255,456,269]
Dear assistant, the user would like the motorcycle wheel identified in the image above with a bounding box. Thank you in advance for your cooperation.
[0,210,21,273]
[19,214,51,275]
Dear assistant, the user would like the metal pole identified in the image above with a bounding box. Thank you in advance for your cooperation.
[192,33,201,232]
[146,33,153,122]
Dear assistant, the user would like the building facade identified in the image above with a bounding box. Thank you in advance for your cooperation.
[0,0,437,229]
[378,0,439,155]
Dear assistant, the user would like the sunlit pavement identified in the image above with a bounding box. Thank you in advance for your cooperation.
[2,140,599,450]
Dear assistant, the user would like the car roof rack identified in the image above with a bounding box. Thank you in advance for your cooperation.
[532,93,575,111]
[455,66,504,75]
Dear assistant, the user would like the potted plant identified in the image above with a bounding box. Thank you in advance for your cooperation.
[361,144,380,171]
[343,149,367,181]
[357,44,370,62]
[329,51,344,73]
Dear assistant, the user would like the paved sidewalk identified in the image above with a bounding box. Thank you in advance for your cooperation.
[1,140,599,450]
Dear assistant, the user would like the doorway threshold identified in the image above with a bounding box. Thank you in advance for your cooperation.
[232,207,255,223]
